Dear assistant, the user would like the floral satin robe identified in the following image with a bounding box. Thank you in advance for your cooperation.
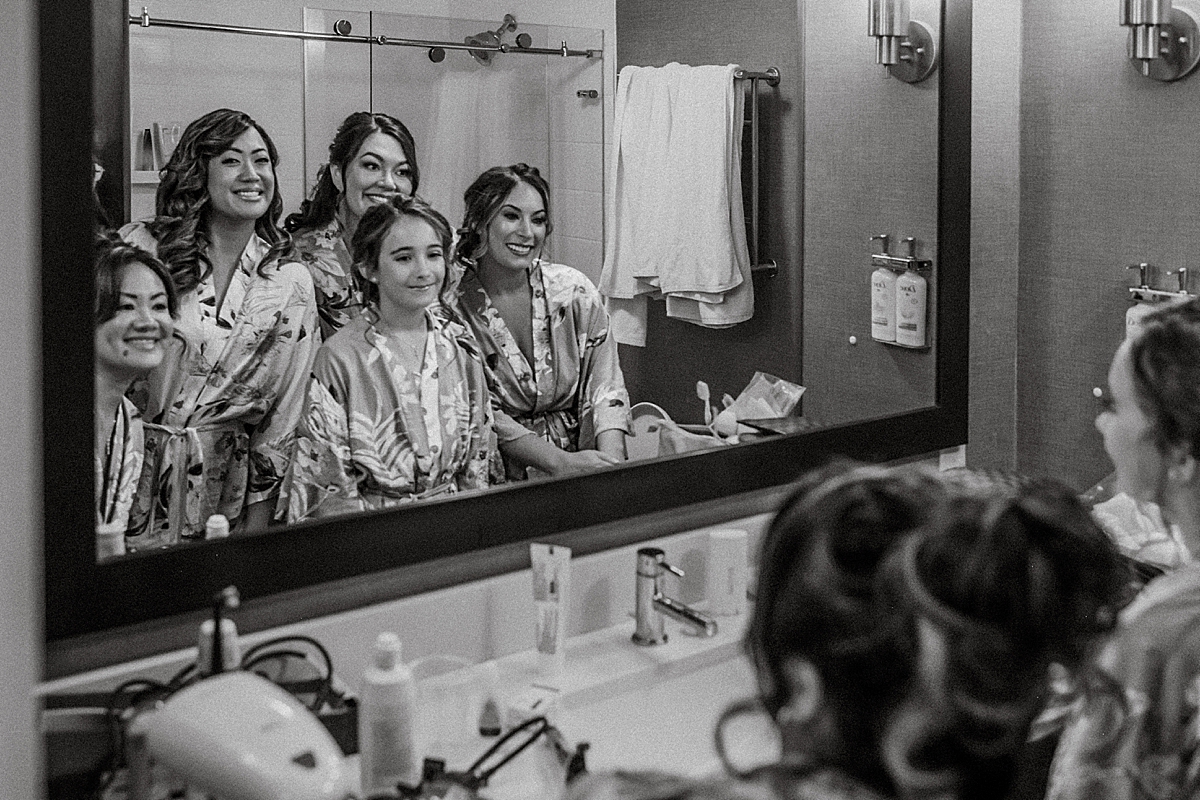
[1047,562,1200,800]
[119,223,319,547]
[456,260,631,481]
[291,218,363,340]
[95,396,143,536]
[283,309,493,522]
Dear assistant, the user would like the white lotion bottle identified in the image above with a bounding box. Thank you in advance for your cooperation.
[895,266,928,347]
[871,266,899,342]
[359,632,420,796]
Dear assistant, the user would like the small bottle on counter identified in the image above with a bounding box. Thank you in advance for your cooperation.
[359,632,421,796]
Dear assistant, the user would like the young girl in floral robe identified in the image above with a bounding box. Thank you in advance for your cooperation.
[284,196,492,521]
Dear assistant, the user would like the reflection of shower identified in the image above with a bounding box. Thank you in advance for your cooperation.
[462,13,530,65]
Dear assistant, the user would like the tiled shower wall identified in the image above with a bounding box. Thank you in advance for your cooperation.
[126,0,613,280]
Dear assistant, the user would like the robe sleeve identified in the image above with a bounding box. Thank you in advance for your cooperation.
[575,282,632,443]
[284,352,367,522]
[457,359,495,492]
[246,262,321,506]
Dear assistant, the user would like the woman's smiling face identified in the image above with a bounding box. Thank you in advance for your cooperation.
[365,215,446,320]
[480,180,547,273]
[333,132,415,230]
[205,127,275,225]
[94,263,175,382]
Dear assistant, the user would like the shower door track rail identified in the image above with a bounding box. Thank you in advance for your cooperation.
[127,9,602,58]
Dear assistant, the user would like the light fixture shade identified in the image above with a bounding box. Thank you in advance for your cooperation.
[868,0,911,64]
[1120,0,1172,25]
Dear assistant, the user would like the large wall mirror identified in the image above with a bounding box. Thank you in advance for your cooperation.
[43,0,970,676]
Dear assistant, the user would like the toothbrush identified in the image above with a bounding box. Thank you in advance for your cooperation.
[696,381,715,429]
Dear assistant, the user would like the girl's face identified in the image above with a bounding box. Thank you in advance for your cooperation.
[95,263,174,382]
[1096,340,1165,501]
[365,216,446,320]
[205,127,275,225]
[481,181,547,273]
[333,132,414,228]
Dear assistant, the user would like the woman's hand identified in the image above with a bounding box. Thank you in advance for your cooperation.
[500,433,622,478]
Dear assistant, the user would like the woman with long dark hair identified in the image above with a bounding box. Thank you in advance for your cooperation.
[120,108,318,546]
[93,232,177,557]
[455,163,630,481]
[285,111,419,339]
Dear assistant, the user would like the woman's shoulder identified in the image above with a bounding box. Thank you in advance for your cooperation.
[117,220,158,253]
[290,219,342,255]
[538,261,604,307]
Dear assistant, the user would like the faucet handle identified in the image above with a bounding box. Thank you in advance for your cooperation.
[661,561,685,579]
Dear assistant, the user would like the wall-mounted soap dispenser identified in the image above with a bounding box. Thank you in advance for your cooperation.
[870,234,899,342]
[1126,261,1193,339]
[870,235,932,348]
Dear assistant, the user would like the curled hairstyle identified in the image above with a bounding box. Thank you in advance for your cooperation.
[746,461,945,789]
[95,229,178,324]
[1128,297,1200,460]
[284,111,420,233]
[455,163,553,267]
[148,109,292,295]
[880,477,1127,799]
[350,195,456,311]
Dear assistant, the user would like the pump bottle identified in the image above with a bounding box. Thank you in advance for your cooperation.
[895,265,928,347]
[359,632,421,796]
[870,234,898,342]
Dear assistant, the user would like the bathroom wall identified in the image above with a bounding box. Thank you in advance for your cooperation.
[2,2,43,794]
[613,0,805,423]
[1009,1,1200,488]
[801,0,941,427]
[126,0,614,278]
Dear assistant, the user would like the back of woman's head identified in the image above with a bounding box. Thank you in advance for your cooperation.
[94,229,178,323]
[151,109,290,294]
[350,194,455,309]
[747,461,945,783]
[456,163,553,266]
[1129,297,1200,461]
[882,477,1127,797]
[285,111,419,233]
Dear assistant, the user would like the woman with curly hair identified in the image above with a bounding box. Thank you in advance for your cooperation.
[1046,297,1200,800]
[119,108,318,547]
[571,463,1126,800]
[285,112,420,339]
[454,163,630,481]
[283,195,491,521]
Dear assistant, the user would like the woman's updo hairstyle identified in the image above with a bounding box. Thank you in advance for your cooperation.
[148,108,291,294]
[882,477,1127,797]
[285,111,419,233]
[455,163,553,267]
[746,461,945,787]
[1128,297,1200,460]
[350,194,455,311]
[94,229,178,324]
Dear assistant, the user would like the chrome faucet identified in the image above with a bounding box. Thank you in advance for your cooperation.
[632,547,718,645]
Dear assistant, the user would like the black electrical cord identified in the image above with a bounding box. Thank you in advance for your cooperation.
[240,634,337,711]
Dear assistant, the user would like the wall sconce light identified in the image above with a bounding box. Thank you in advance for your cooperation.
[1120,0,1200,80]
[867,0,938,83]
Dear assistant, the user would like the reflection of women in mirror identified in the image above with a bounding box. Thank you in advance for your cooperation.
[283,196,491,521]
[93,233,177,556]
[119,108,318,546]
[285,112,419,339]
[572,464,1124,800]
[1046,298,1200,800]
[455,164,630,481]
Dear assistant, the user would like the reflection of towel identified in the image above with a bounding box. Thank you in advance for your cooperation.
[601,63,754,346]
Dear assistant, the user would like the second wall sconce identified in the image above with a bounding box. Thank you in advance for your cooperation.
[867,0,938,83]
[1120,0,1200,80]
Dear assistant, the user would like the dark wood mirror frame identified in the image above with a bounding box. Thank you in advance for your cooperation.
[42,0,970,677]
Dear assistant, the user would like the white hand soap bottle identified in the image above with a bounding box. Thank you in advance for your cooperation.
[895,238,928,348]
[870,234,898,342]
[359,632,421,796]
